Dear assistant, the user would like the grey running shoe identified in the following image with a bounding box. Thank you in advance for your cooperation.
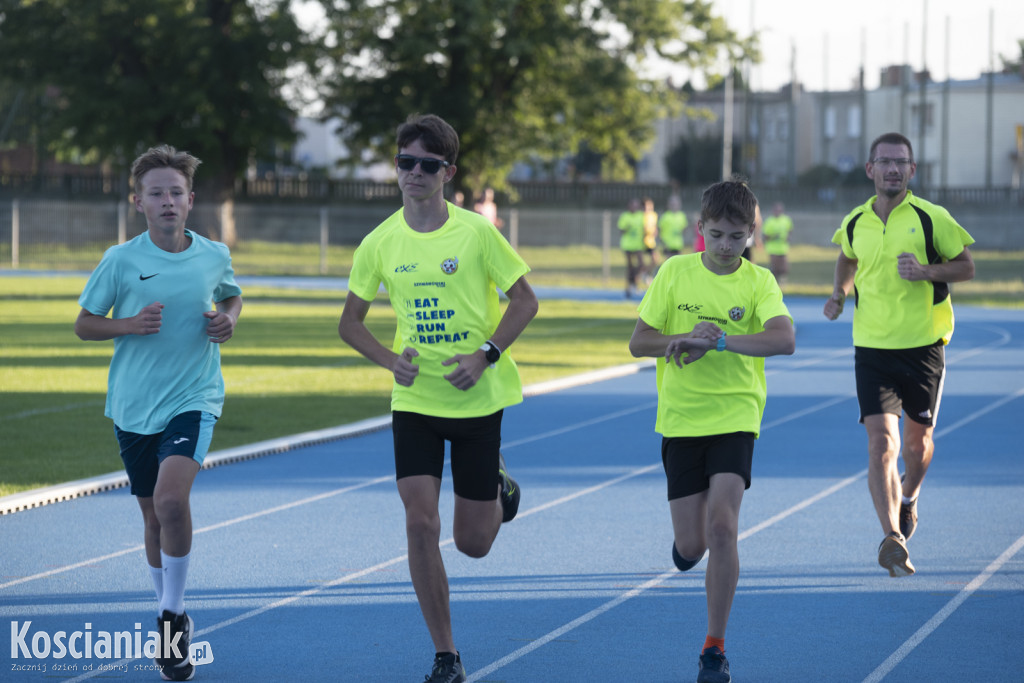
[424,651,466,683]
[898,474,919,540]
[878,532,915,577]
[899,497,919,541]
[497,453,520,523]
[697,646,731,683]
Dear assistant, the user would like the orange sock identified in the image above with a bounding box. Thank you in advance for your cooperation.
[702,636,725,653]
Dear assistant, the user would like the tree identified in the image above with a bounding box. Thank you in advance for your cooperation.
[1000,39,1024,74]
[315,0,754,200]
[0,0,313,245]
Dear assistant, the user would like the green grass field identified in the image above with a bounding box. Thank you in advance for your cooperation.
[1,244,1020,497]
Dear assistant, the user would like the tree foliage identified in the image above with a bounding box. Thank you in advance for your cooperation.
[1000,39,1024,74]
[315,0,753,199]
[0,0,311,200]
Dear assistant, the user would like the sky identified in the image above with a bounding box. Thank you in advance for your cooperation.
[704,0,1024,92]
[292,1,1023,95]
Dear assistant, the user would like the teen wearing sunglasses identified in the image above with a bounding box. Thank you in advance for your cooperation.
[339,113,539,683]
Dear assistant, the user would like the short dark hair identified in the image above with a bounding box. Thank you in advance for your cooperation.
[396,114,459,164]
[131,145,201,194]
[700,178,759,228]
[868,132,914,162]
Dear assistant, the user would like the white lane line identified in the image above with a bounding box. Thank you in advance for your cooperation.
[861,531,1024,683]
[469,383,1024,681]
[53,384,849,682]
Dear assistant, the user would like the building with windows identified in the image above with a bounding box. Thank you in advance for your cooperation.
[642,65,1024,190]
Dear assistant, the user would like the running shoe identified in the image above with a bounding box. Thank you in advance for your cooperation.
[899,497,919,541]
[424,651,466,683]
[697,645,731,683]
[156,610,194,680]
[899,474,919,540]
[672,542,701,572]
[497,453,520,523]
[878,532,915,577]
[161,660,195,682]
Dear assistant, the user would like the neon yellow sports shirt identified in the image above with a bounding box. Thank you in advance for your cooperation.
[658,210,686,251]
[618,210,645,251]
[761,215,793,255]
[832,191,974,349]
[637,254,791,438]
[348,203,530,418]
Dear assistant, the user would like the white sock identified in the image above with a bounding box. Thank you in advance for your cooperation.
[158,551,190,616]
[902,495,916,505]
[149,565,164,602]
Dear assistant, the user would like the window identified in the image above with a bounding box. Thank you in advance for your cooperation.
[847,106,861,138]
[910,102,934,135]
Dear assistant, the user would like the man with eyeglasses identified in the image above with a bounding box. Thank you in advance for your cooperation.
[824,132,975,578]
[338,113,538,683]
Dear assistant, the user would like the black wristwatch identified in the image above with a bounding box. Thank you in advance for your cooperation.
[479,340,501,365]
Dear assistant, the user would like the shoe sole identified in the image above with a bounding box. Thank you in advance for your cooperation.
[878,537,916,577]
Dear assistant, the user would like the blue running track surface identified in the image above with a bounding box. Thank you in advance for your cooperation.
[2,300,1022,682]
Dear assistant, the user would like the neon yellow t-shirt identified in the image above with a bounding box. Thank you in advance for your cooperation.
[832,191,974,349]
[637,254,791,438]
[658,211,686,251]
[618,210,645,251]
[761,215,793,255]
[347,203,530,418]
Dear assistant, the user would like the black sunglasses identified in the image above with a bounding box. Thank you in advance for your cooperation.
[395,154,450,174]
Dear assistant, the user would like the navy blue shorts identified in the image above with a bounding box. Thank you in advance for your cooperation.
[661,432,754,501]
[392,410,502,501]
[114,411,216,497]
[855,342,945,426]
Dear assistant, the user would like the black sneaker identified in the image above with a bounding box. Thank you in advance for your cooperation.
[697,646,731,683]
[156,610,193,680]
[424,651,466,683]
[672,542,702,572]
[497,453,520,523]
[161,659,195,682]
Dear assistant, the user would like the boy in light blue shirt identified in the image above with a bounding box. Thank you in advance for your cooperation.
[76,144,242,682]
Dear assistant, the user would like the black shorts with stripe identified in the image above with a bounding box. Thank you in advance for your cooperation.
[854,342,945,426]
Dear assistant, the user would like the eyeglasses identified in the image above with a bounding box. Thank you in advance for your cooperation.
[395,154,450,174]
[871,157,913,168]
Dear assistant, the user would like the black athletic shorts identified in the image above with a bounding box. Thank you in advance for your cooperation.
[392,410,502,501]
[661,432,754,501]
[854,342,945,426]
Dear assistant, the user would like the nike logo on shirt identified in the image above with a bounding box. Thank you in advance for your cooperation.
[139,273,159,280]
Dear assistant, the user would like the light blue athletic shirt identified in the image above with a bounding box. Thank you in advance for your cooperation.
[78,230,242,434]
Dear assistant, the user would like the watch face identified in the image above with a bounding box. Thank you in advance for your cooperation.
[485,345,501,363]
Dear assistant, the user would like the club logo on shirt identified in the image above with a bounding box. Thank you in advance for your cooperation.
[440,257,459,275]
[729,306,746,321]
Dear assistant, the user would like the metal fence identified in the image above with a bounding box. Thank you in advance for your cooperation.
[1,193,1021,272]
